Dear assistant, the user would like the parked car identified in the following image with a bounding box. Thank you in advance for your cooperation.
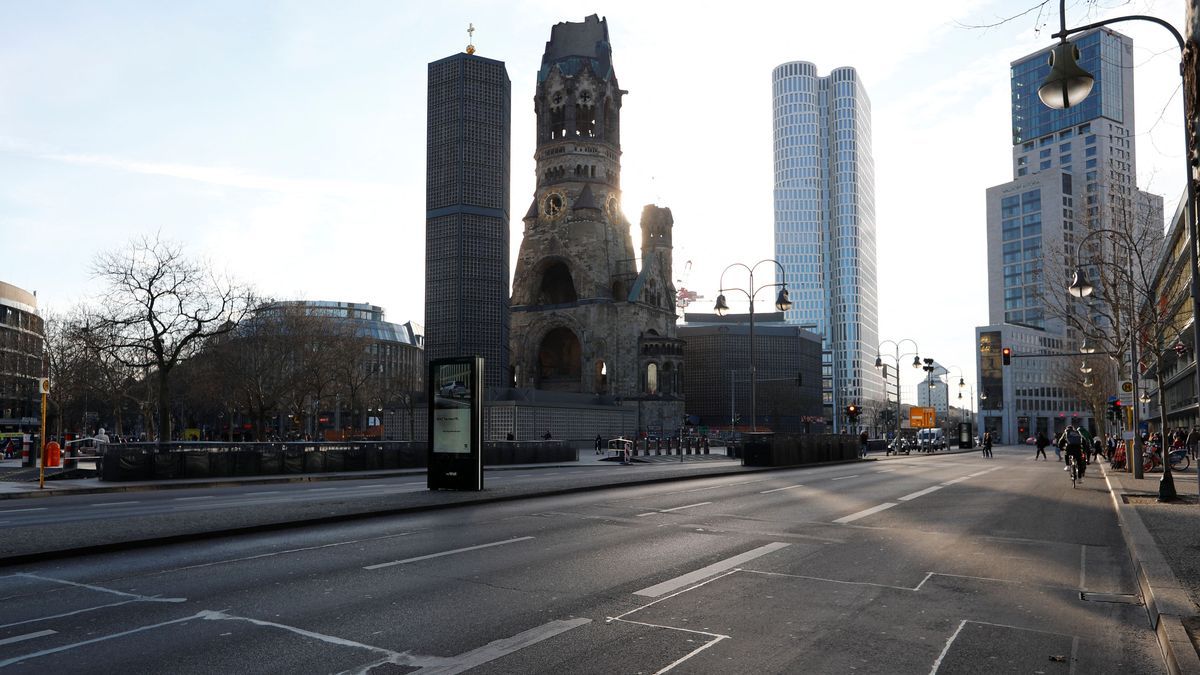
[438,381,468,398]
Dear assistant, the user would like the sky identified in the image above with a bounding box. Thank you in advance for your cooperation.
[0,0,1188,409]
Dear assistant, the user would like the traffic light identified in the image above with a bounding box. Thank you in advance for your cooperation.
[1111,399,1122,415]
[846,404,860,419]
[1002,347,1012,366]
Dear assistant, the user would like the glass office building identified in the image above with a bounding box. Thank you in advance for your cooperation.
[771,62,882,430]
[978,28,1162,440]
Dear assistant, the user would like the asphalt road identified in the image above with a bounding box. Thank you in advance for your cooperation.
[0,447,1164,673]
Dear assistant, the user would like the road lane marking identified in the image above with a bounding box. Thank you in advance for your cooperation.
[833,502,898,524]
[874,469,897,473]
[158,532,417,574]
[305,487,340,492]
[245,491,281,496]
[172,495,214,501]
[636,502,712,517]
[760,484,805,494]
[633,542,791,597]
[930,619,967,674]
[13,573,186,603]
[410,617,591,674]
[364,536,534,570]
[105,501,140,506]
[899,486,944,501]
[831,475,860,481]
[0,508,47,514]
[0,630,56,646]
[941,476,970,486]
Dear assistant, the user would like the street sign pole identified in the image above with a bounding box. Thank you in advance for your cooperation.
[37,378,49,489]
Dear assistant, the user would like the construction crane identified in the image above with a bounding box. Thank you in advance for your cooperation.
[675,259,702,318]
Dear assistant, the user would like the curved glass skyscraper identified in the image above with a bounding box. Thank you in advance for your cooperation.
[771,62,881,430]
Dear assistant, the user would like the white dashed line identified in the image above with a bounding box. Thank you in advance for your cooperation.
[760,484,805,494]
[0,630,56,647]
[831,475,860,481]
[0,508,47,514]
[172,496,214,501]
[833,502,898,524]
[633,542,791,597]
[364,536,534,570]
[636,502,712,517]
[899,486,944,501]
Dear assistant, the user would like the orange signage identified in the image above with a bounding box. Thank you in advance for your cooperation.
[910,407,937,429]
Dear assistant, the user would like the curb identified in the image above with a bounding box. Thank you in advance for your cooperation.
[1101,464,1200,675]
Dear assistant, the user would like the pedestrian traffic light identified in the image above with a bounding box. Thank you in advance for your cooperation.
[1002,347,1012,366]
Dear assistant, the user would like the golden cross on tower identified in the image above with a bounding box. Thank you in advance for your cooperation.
[466,23,476,54]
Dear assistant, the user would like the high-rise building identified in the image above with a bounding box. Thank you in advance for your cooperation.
[425,47,511,389]
[771,62,882,431]
[978,28,1163,443]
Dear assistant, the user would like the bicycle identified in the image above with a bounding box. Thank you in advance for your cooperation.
[1068,454,1082,487]
[1142,445,1191,473]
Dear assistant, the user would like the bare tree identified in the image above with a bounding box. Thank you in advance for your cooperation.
[88,234,254,445]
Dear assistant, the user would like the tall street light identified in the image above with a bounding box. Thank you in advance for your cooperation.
[1041,0,1192,500]
[714,260,792,432]
[1068,229,1146,480]
[875,339,922,443]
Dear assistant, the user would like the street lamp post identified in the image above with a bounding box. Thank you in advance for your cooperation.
[1041,0,1192,499]
[714,260,792,433]
[875,339,922,446]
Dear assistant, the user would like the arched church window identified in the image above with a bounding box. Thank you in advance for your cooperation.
[646,363,658,395]
[539,262,578,305]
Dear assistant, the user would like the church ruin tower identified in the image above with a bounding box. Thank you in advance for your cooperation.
[510,15,682,432]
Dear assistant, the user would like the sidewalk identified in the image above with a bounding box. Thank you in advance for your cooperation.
[1101,463,1200,674]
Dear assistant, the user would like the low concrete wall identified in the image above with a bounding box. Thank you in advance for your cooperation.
[98,441,575,482]
[741,433,858,467]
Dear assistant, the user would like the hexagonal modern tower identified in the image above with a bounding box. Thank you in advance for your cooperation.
[510,15,682,434]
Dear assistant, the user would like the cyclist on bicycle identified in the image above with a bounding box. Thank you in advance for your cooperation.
[1057,424,1086,479]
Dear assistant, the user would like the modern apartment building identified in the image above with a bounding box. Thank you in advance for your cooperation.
[425,49,511,390]
[978,28,1164,442]
[771,62,882,431]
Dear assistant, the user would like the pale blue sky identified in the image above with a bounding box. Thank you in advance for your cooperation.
[0,0,1187,406]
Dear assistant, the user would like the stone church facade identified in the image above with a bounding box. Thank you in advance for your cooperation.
[510,15,684,435]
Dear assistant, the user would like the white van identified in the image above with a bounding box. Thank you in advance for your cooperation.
[917,428,946,451]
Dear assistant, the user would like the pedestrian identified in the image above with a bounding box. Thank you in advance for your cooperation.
[1035,431,1049,460]
[543,430,552,440]
[859,430,869,458]
[982,431,993,459]
[594,434,602,455]
[1054,432,1063,462]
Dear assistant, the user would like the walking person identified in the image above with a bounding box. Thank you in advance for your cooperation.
[594,434,603,455]
[982,431,993,459]
[859,430,869,458]
[1035,431,1049,460]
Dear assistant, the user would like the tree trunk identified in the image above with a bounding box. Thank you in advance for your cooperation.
[157,369,171,448]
